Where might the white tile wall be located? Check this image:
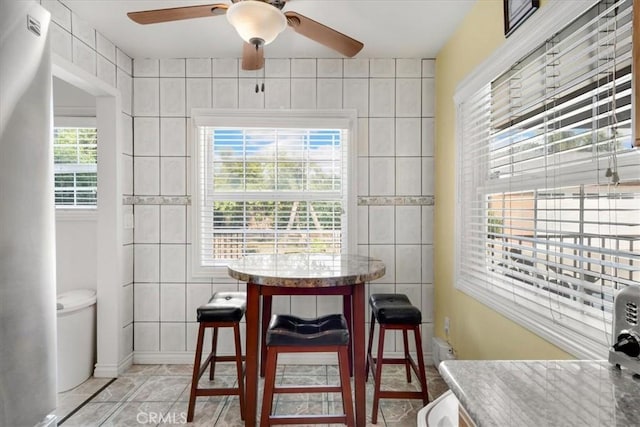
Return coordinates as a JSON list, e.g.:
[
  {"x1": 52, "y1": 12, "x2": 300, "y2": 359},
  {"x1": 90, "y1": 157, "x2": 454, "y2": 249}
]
[
  {"x1": 133, "y1": 118, "x2": 159, "y2": 156},
  {"x1": 186, "y1": 79, "x2": 212, "y2": 111},
  {"x1": 160, "y1": 284, "x2": 186, "y2": 321},
  {"x1": 71, "y1": 12, "x2": 95, "y2": 48},
  {"x1": 160, "y1": 59, "x2": 185, "y2": 77},
  {"x1": 292, "y1": 58, "x2": 316, "y2": 77},
  {"x1": 291, "y1": 79, "x2": 316, "y2": 109},
  {"x1": 134, "y1": 283, "x2": 160, "y2": 321},
  {"x1": 97, "y1": 55, "x2": 116, "y2": 87},
  {"x1": 134, "y1": 245, "x2": 159, "y2": 283},
  {"x1": 317, "y1": 59, "x2": 342, "y2": 77},
  {"x1": 133, "y1": 157, "x2": 160, "y2": 195},
  {"x1": 134, "y1": 323, "x2": 159, "y2": 351},
  {"x1": 161, "y1": 323, "x2": 186, "y2": 351},
  {"x1": 44, "y1": 0, "x2": 441, "y2": 361},
  {"x1": 96, "y1": 32, "x2": 116, "y2": 63},
  {"x1": 369, "y1": 79, "x2": 395, "y2": 117},
  {"x1": 396, "y1": 157, "x2": 422, "y2": 195},
  {"x1": 160, "y1": 206, "x2": 186, "y2": 244},
  {"x1": 160, "y1": 157, "x2": 186, "y2": 196},
  {"x1": 160, "y1": 244, "x2": 186, "y2": 283},
  {"x1": 160, "y1": 118, "x2": 186, "y2": 156},
  {"x1": 264, "y1": 79, "x2": 291, "y2": 109},
  {"x1": 43, "y1": 0, "x2": 71, "y2": 30},
  {"x1": 317, "y1": 79, "x2": 343, "y2": 109},
  {"x1": 160, "y1": 79, "x2": 186, "y2": 116},
  {"x1": 72, "y1": 37, "x2": 96, "y2": 75},
  {"x1": 369, "y1": 118, "x2": 395, "y2": 157},
  {"x1": 186, "y1": 59, "x2": 211, "y2": 78},
  {"x1": 133, "y1": 78, "x2": 160, "y2": 116},
  {"x1": 49, "y1": 22, "x2": 72, "y2": 61},
  {"x1": 395, "y1": 206, "x2": 421, "y2": 244},
  {"x1": 369, "y1": 157, "x2": 395, "y2": 195},
  {"x1": 127, "y1": 57, "x2": 436, "y2": 357},
  {"x1": 133, "y1": 205, "x2": 159, "y2": 244}
]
